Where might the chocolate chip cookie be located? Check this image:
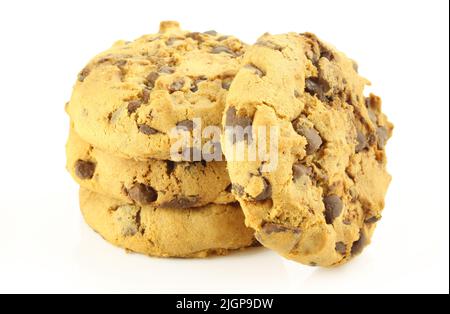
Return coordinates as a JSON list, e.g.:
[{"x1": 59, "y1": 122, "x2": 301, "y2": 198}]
[
  {"x1": 67, "y1": 21, "x2": 246, "y2": 160},
  {"x1": 223, "y1": 33, "x2": 393, "y2": 266},
  {"x1": 67, "y1": 126, "x2": 234, "y2": 208},
  {"x1": 79, "y1": 188, "x2": 255, "y2": 257}
]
